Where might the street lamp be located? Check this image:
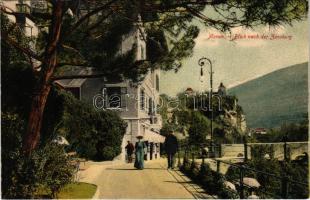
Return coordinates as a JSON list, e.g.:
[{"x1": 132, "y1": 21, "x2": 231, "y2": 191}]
[{"x1": 198, "y1": 57, "x2": 214, "y2": 156}]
